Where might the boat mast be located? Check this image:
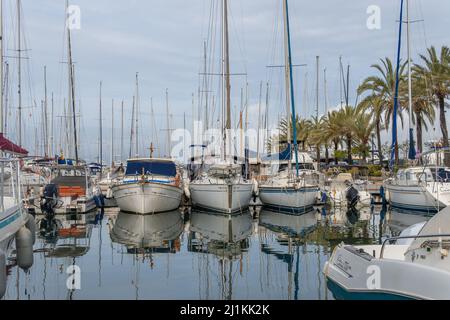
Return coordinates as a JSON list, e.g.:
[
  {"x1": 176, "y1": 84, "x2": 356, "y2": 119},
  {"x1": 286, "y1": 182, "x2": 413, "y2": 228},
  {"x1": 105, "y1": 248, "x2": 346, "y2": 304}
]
[
  {"x1": 44, "y1": 66, "x2": 49, "y2": 157},
  {"x1": 67, "y1": 0, "x2": 78, "y2": 163},
  {"x1": 17, "y1": 0, "x2": 22, "y2": 146},
  {"x1": 406, "y1": 0, "x2": 416, "y2": 159},
  {"x1": 111, "y1": 99, "x2": 114, "y2": 166},
  {"x1": 120, "y1": 100, "x2": 124, "y2": 162},
  {"x1": 129, "y1": 95, "x2": 135, "y2": 159},
  {"x1": 99, "y1": 81, "x2": 103, "y2": 170},
  {"x1": 223, "y1": 0, "x2": 231, "y2": 161},
  {"x1": 315, "y1": 56, "x2": 319, "y2": 119},
  {"x1": 135, "y1": 72, "x2": 139, "y2": 157},
  {"x1": 283, "y1": 0, "x2": 300, "y2": 177},
  {"x1": 0, "y1": 0, "x2": 3, "y2": 137}
]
